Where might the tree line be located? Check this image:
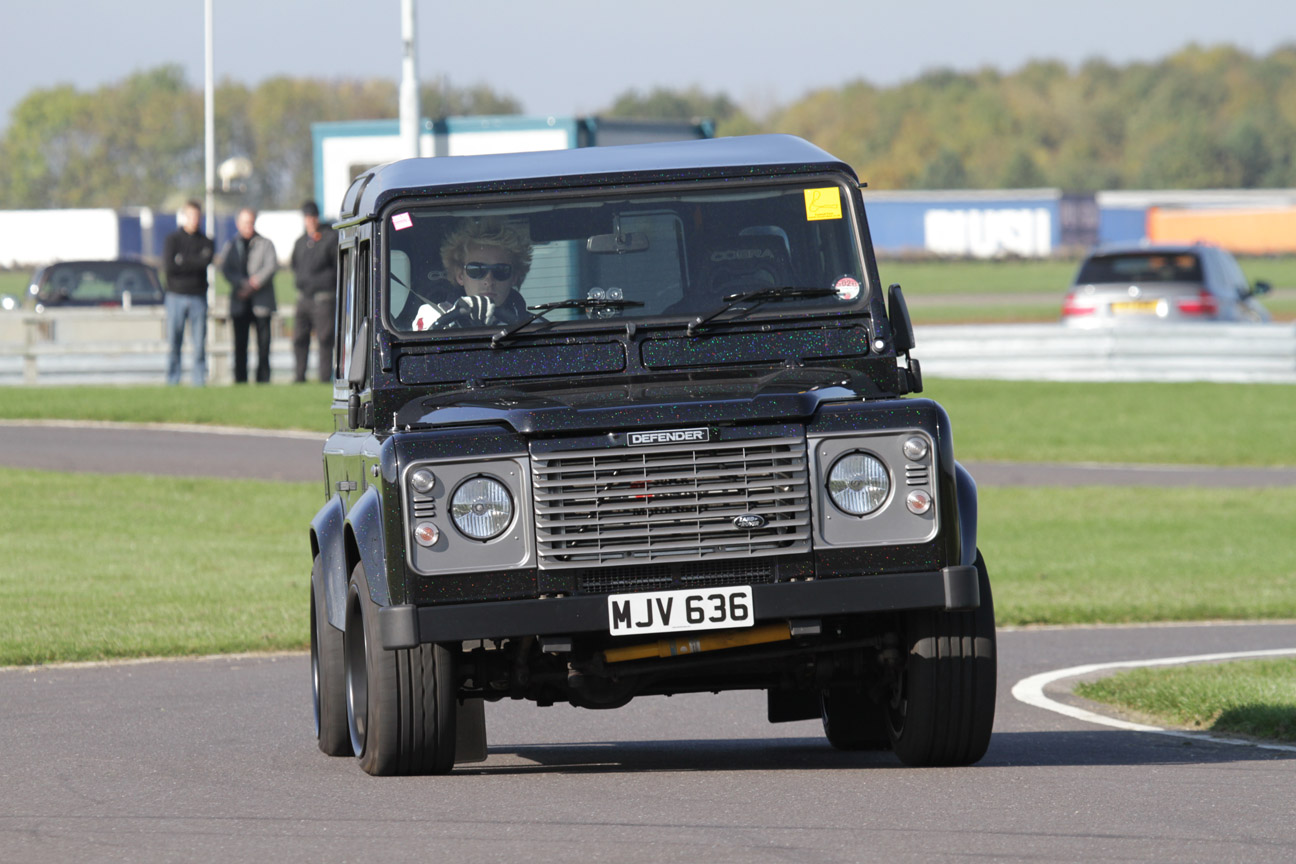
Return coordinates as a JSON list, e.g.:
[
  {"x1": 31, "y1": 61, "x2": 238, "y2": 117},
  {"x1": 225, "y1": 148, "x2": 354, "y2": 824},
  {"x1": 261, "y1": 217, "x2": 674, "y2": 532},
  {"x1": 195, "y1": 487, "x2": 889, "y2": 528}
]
[{"x1": 2, "y1": 43, "x2": 1294, "y2": 211}]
